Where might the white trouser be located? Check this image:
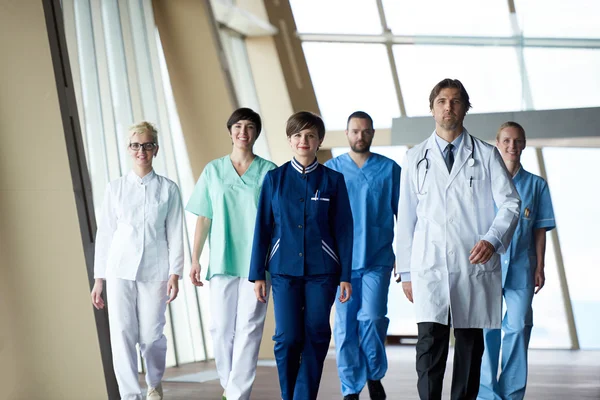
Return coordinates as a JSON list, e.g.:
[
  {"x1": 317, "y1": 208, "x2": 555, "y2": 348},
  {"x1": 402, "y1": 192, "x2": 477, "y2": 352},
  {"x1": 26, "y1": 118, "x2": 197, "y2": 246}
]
[
  {"x1": 107, "y1": 279, "x2": 168, "y2": 400},
  {"x1": 209, "y1": 275, "x2": 270, "y2": 400}
]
